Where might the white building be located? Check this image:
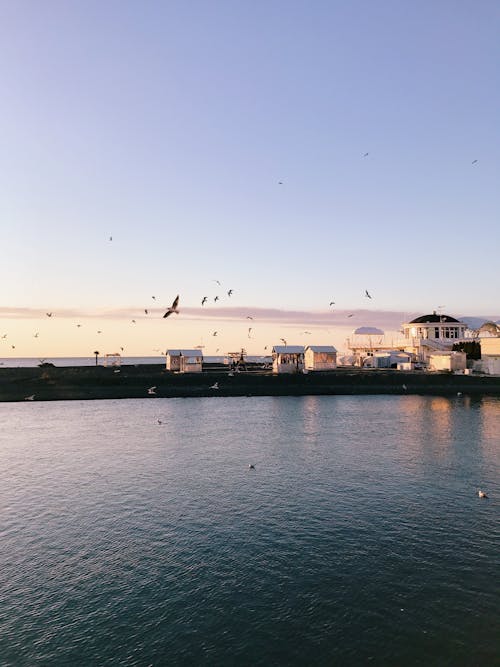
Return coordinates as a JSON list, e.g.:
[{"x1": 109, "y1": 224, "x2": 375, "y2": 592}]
[
  {"x1": 478, "y1": 337, "x2": 500, "y2": 375},
  {"x1": 366, "y1": 350, "x2": 412, "y2": 369},
  {"x1": 428, "y1": 351, "x2": 467, "y2": 372},
  {"x1": 304, "y1": 345, "x2": 337, "y2": 371},
  {"x1": 272, "y1": 346, "x2": 305, "y2": 374},
  {"x1": 166, "y1": 349, "x2": 203, "y2": 373},
  {"x1": 103, "y1": 353, "x2": 121, "y2": 367},
  {"x1": 402, "y1": 312, "x2": 468, "y2": 362}
]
